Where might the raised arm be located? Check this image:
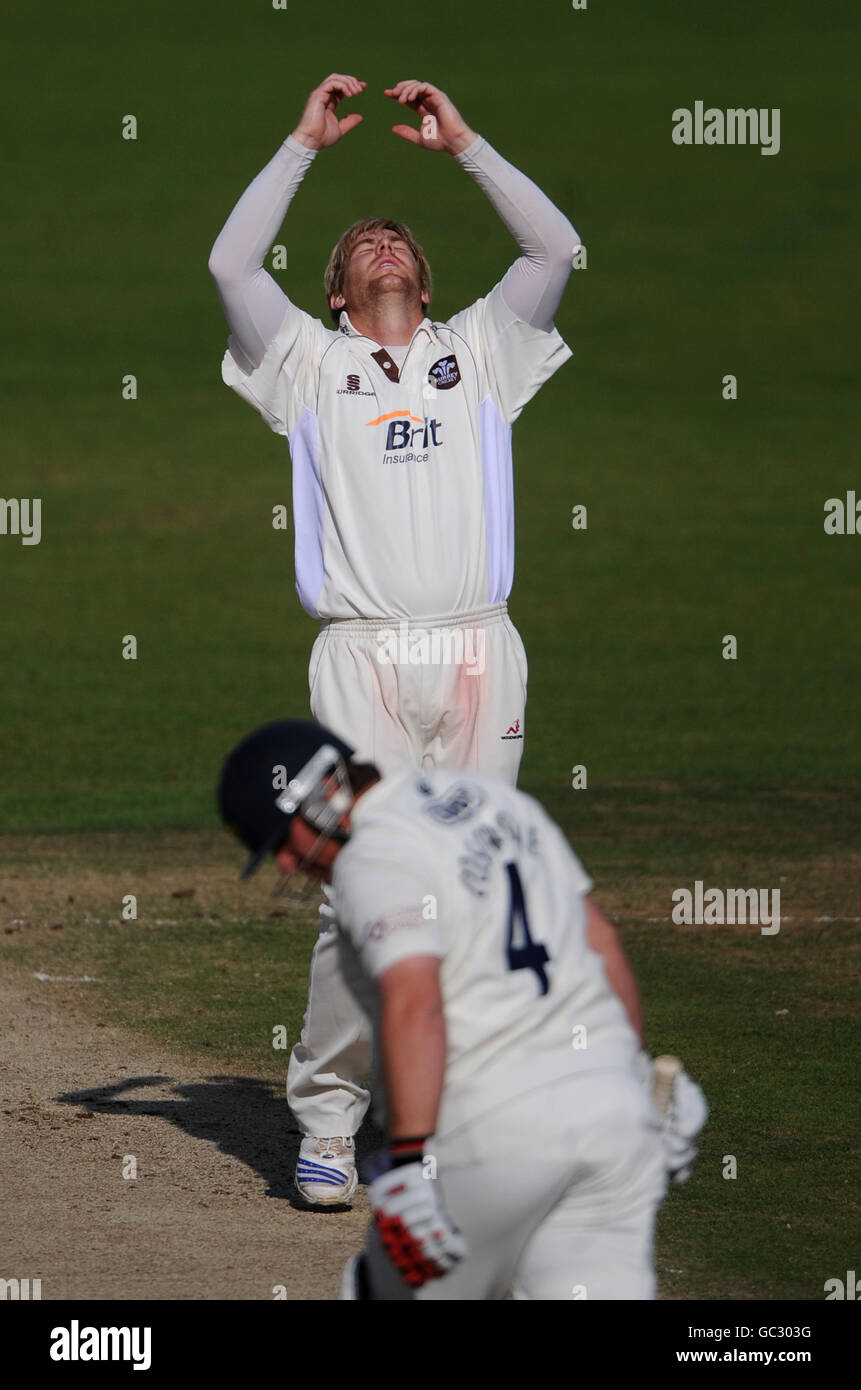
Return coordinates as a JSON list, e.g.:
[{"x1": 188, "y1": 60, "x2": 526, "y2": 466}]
[
  {"x1": 386, "y1": 79, "x2": 579, "y2": 330},
  {"x1": 208, "y1": 74, "x2": 365, "y2": 372},
  {"x1": 208, "y1": 138, "x2": 314, "y2": 371},
  {"x1": 455, "y1": 137, "x2": 579, "y2": 331}
]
